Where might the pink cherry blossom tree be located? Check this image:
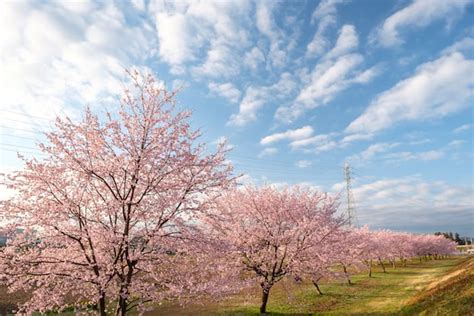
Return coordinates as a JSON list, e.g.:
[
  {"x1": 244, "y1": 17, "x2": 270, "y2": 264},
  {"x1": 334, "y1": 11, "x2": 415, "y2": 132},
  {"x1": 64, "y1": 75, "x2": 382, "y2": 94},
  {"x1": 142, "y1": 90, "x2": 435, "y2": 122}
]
[
  {"x1": 206, "y1": 186, "x2": 343, "y2": 313},
  {"x1": 370, "y1": 230, "x2": 396, "y2": 273},
  {"x1": 334, "y1": 227, "x2": 372, "y2": 282},
  {"x1": 294, "y1": 229, "x2": 346, "y2": 295},
  {"x1": 0, "y1": 71, "x2": 234, "y2": 315}
]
